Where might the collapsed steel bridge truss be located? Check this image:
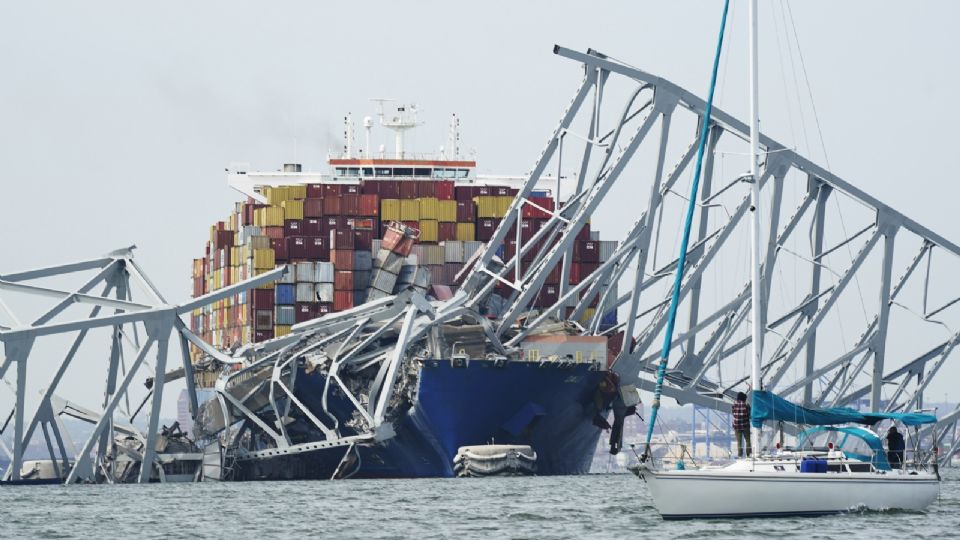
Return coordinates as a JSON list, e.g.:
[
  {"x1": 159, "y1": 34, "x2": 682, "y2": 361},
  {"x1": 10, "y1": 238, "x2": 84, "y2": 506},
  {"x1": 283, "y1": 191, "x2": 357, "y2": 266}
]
[
  {"x1": 0, "y1": 247, "x2": 284, "y2": 483},
  {"x1": 4, "y1": 46, "x2": 960, "y2": 479}
]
